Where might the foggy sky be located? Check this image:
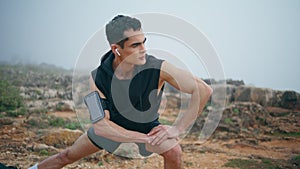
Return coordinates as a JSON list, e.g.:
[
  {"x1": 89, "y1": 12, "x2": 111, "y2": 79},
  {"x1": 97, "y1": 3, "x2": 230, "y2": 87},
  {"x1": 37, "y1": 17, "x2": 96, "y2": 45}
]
[{"x1": 0, "y1": 0, "x2": 299, "y2": 92}]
